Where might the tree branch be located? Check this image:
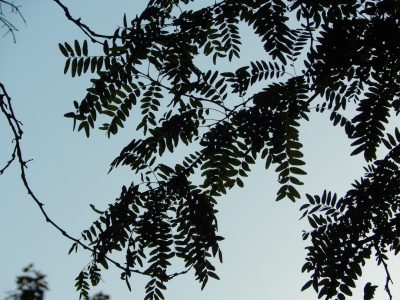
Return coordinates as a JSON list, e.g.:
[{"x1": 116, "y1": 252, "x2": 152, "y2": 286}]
[
  {"x1": 51, "y1": 0, "x2": 112, "y2": 43},
  {"x1": 0, "y1": 0, "x2": 26, "y2": 42},
  {"x1": 0, "y1": 145, "x2": 16, "y2": 175},
  {"x1": 0, "y1": 82, "x2": 190, "y2": 280}
]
